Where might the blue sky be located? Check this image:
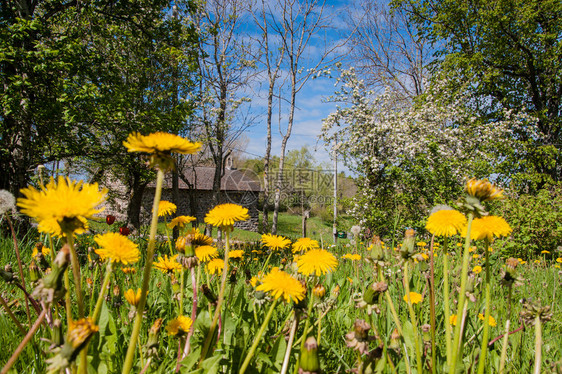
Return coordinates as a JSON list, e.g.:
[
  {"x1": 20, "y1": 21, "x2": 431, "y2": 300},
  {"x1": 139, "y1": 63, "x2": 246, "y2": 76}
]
[{"x1": 232, "y1": 0, "x2": 351, "y2": 174}]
